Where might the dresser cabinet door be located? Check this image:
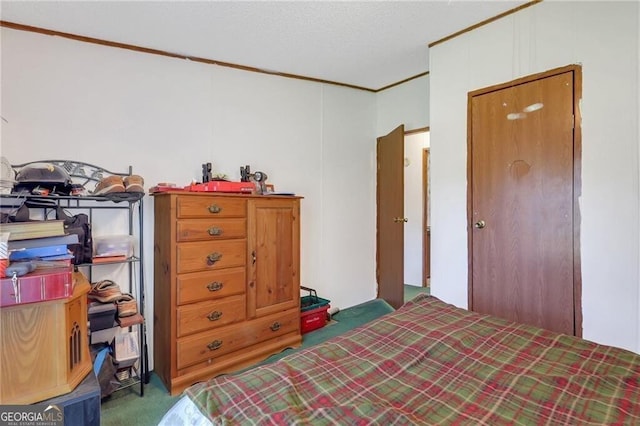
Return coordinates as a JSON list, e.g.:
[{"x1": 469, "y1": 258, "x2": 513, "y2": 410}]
[{"x1": 247, "y1": 198, "x2": 300, "y2": 318}]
